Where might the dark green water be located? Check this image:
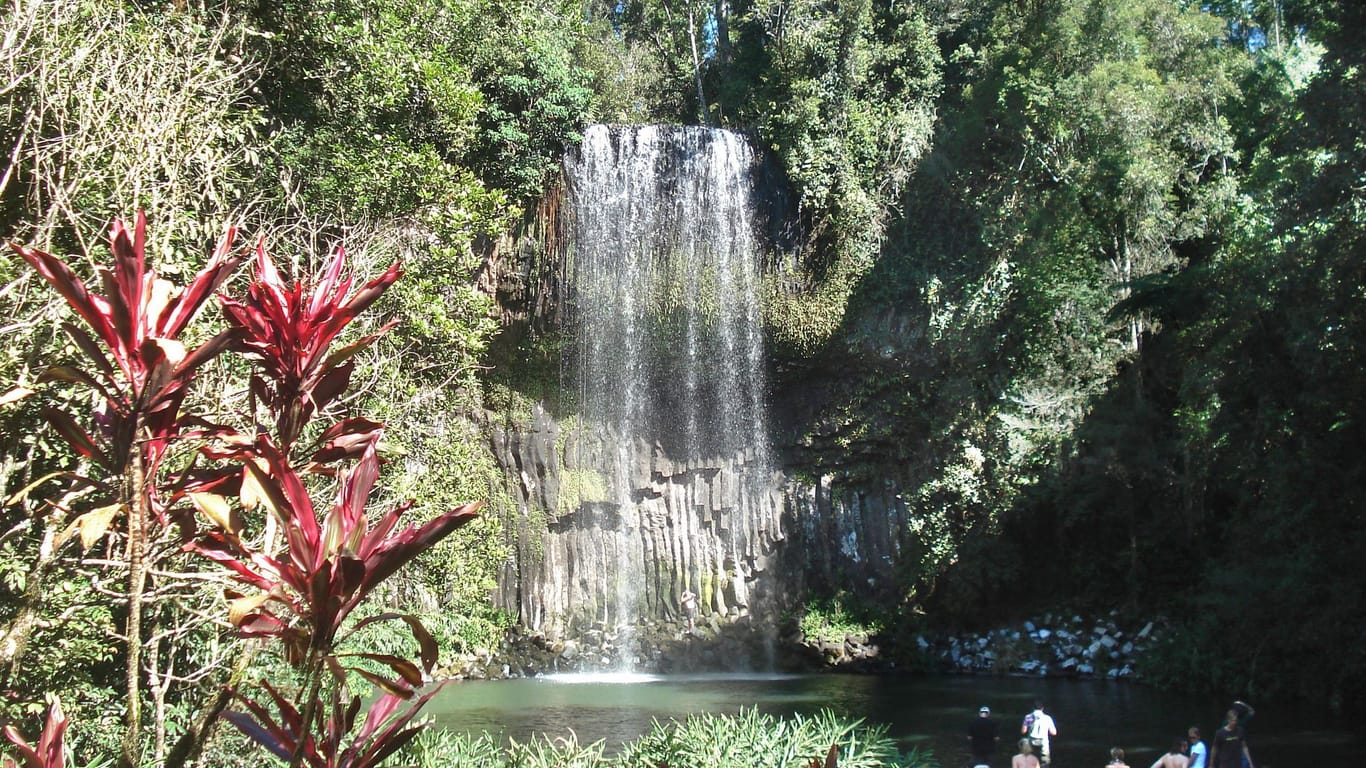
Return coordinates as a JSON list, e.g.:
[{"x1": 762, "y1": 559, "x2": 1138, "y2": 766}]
[{"x1": 424, "y1": 673, "x2": 1358, "y2": 767}]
